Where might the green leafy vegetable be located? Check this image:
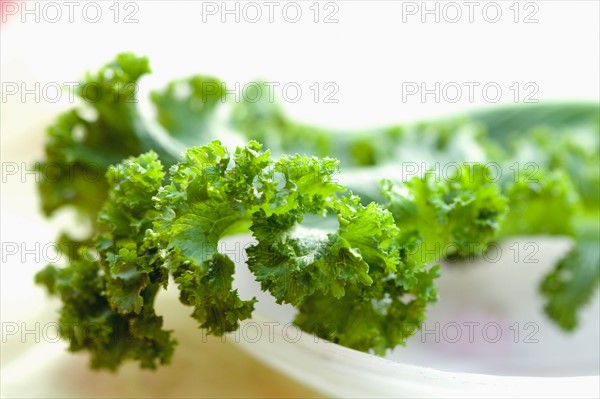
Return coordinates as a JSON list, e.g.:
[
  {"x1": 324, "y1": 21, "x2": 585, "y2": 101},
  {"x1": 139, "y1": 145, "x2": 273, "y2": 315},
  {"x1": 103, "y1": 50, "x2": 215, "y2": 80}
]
[
  {"x1": 151, "y1": 75, "x2": 227, "y2": 146},
  {"x1": 540, "y1": 225, "x2": 600, "y2": 330},
  {"x1": 234, "y1": 89, "x2": 600, "y2": 329},
  {"x1": 36, "y1": 152, "x2": 176, "y2": 369},
  {"x1": 383, "y1": 164, "x2": 508, "y2": 261},
  {"x1": 35, "y1": 53, "x2": 599, "y2": 370}
]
